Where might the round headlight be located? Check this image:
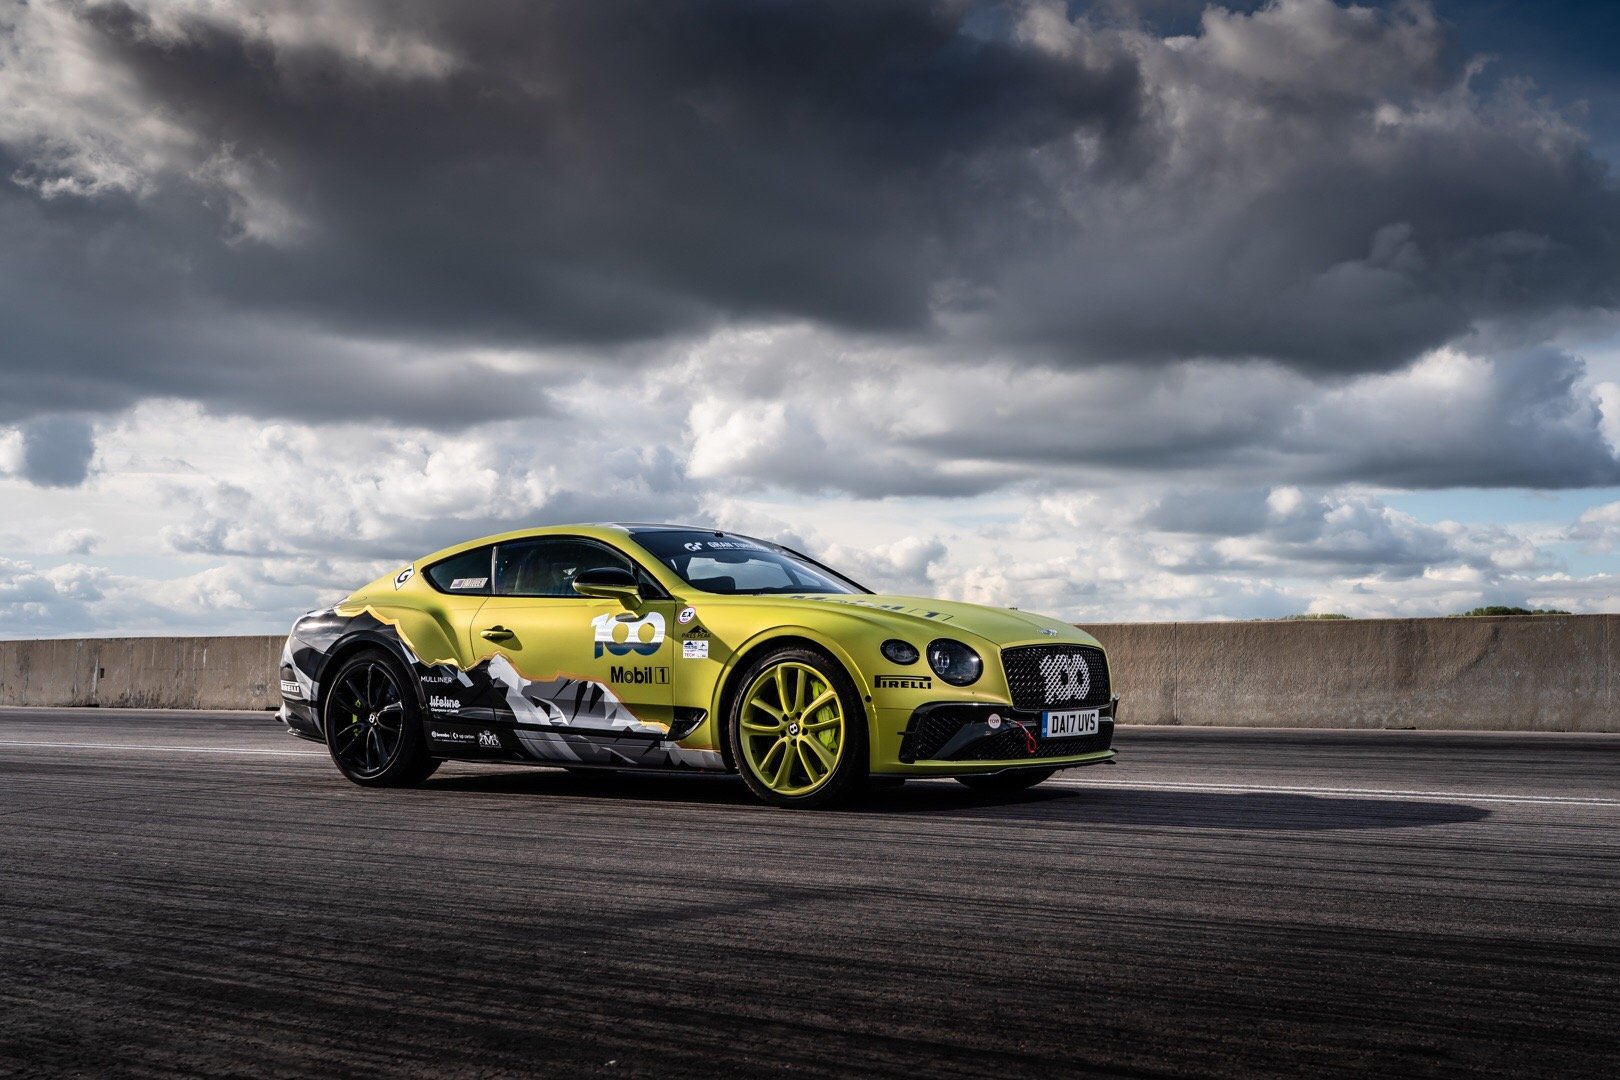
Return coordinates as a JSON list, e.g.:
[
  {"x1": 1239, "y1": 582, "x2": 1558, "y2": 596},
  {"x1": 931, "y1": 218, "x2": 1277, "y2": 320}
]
[
  {"x1": 880, "y1": 639, "x2": 920, "y2": 665},
  {"x1": 926, "y1": 639, "x2": 982, "y2": 686}
]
